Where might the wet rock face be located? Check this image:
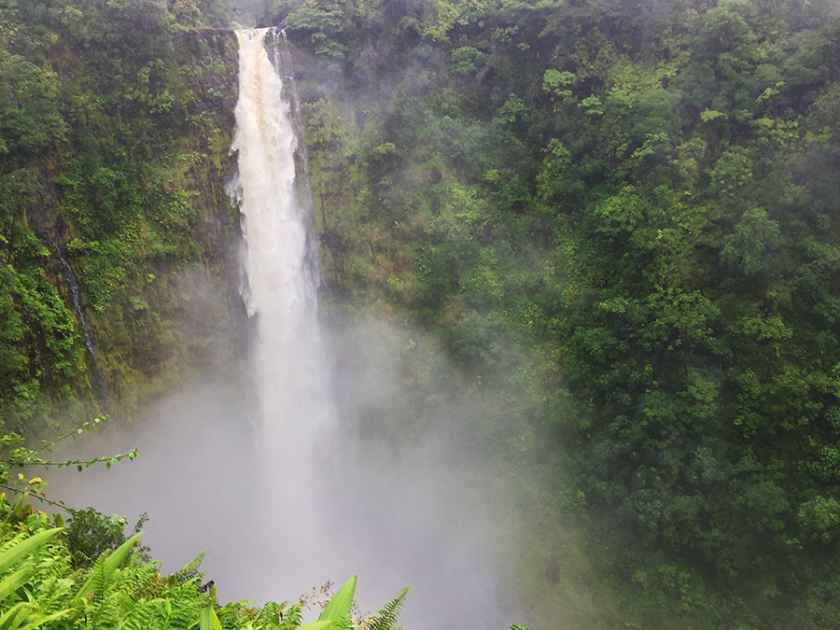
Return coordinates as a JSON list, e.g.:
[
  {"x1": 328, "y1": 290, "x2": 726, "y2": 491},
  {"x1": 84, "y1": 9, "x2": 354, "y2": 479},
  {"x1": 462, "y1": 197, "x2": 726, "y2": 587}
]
[{"x1": 0, "y1": 9, "x2": 245, "y2": 432}]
